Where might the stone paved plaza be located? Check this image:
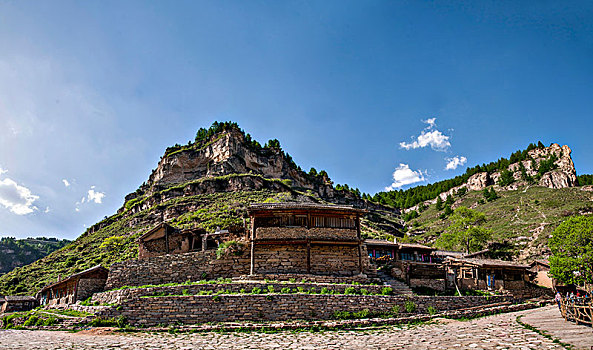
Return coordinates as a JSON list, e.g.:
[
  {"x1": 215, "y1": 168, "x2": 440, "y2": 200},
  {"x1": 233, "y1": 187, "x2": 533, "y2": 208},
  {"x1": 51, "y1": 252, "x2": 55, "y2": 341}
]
[{"x1": 0, "y1": 306, "x2": 590, "y2": 349}]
